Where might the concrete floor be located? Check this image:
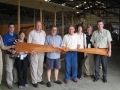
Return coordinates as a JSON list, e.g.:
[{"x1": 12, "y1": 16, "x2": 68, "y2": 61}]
[{"x1": 0, "y1": 48, "x2": 120, "y2": 90}]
